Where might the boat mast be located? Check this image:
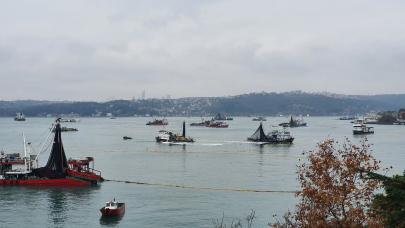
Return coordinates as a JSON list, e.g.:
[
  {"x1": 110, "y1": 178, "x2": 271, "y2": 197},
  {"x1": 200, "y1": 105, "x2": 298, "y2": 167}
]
[
  {"x1": 27, "y1": 143, "x2": 32, "y2": 170},
  {"x1": 23, "y1": 132, "x2": 27, "y2": 170},
  {"x1": 259, "y1": 122, "x2": 266, "y2": 141},
  {"x1": 182, "y1": 121, "x2": 186, "y2": 137}
]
